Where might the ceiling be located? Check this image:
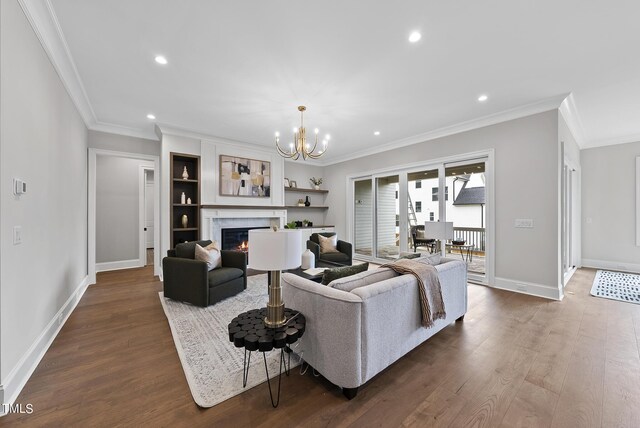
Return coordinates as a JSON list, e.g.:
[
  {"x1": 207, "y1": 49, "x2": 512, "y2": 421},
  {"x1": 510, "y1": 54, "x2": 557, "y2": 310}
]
[{"x1": 39, "y1": 0, "x2": 640, "y2": 162}]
